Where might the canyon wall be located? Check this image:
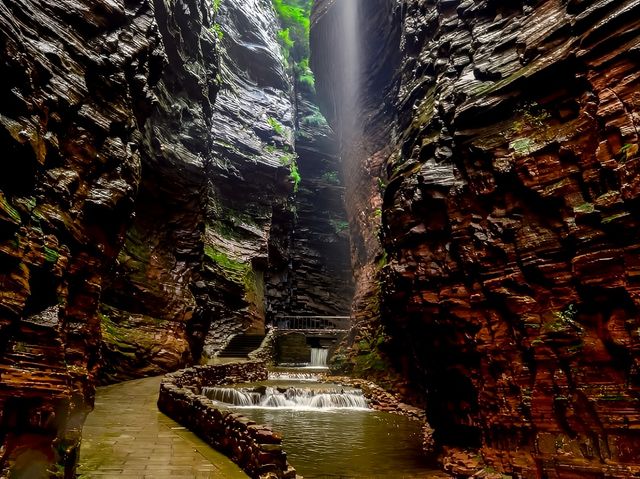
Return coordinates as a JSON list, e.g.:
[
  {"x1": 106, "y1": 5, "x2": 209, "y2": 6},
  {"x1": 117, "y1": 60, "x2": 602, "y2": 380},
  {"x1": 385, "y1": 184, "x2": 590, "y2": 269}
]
[
  {"x1": 201, "y1": 0, "x2": 353, "y2": 356},
  {"x1": 266, "y1": 74, "x2": 354, "y2": 319},
  {"x1": 97, "y1": 0, "x2": 218, "y2": 383},
  {"x1": 200, "y1": 0, "x2": 295, "y2": 356},
  {"x1": 97, "y1": 0, "x2": 354, "y2": 373},
  {"x1": 0, "y1": 0, "x2": 176, "y2": 474},
  {"x1": 311, "y1": 0, "x2": 403, "y2": 383},
  {"x1": 313, "y1": 0, "x2": 640, "y2": 476},
  {"x1": 0, "y1": 0, "x2": 352, "y2": 473}
]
